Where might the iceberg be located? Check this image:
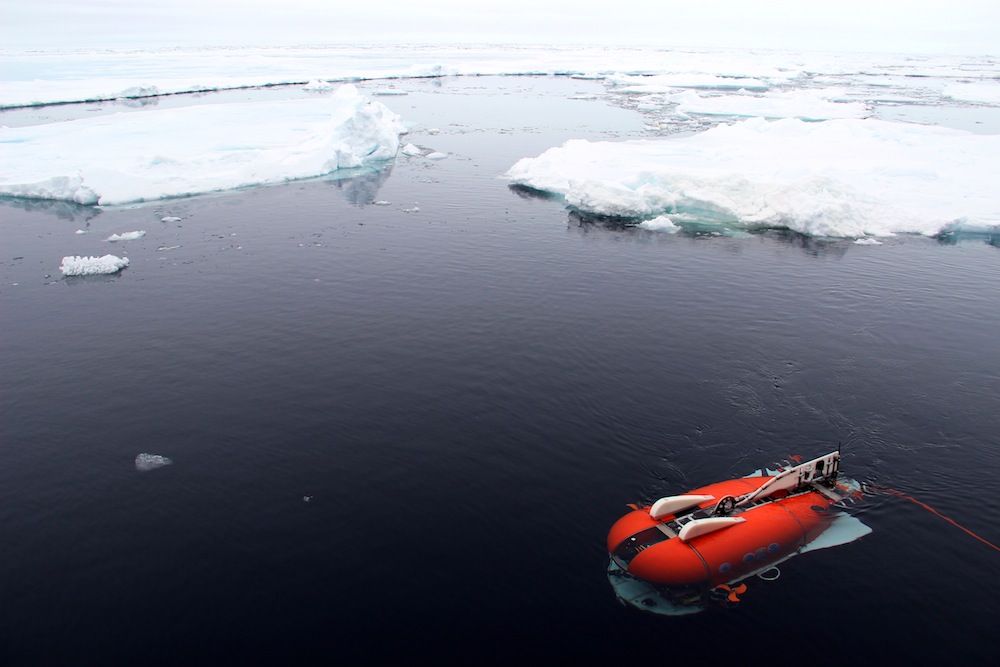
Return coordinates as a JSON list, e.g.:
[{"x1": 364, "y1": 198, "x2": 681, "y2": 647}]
[
  {"x1": 60, "y1": 254, "x2": 130, "y2": 276},
  {"x1": 0, "y1": 85, "x2": 404, "y2": 205},
  {"x1": 505, "y1": 118, "x2": 1000, "y2": 238}
]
